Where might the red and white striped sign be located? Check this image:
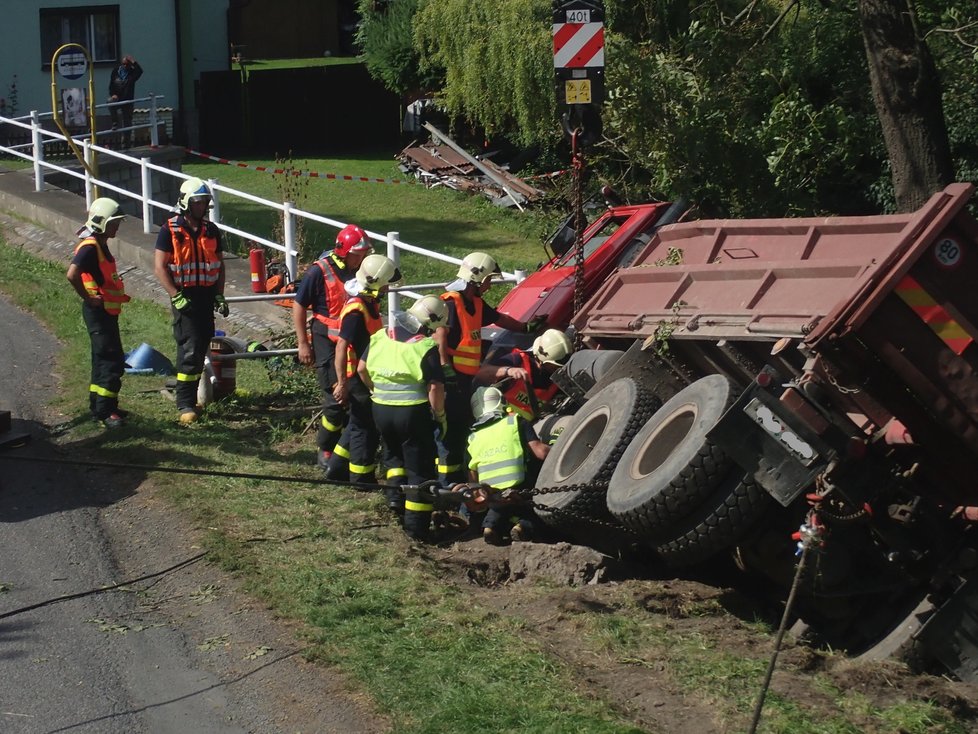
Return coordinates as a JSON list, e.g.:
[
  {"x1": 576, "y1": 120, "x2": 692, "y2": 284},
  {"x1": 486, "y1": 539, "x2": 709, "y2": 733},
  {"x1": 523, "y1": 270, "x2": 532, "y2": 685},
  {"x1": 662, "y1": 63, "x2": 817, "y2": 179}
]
[{"x1": 552, "y1": 22, "x2": 605, "y2": 69}]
